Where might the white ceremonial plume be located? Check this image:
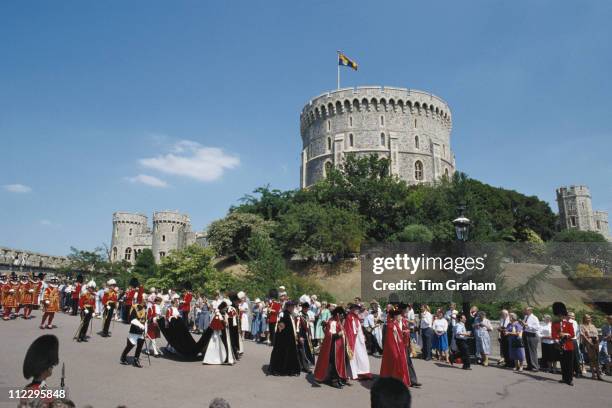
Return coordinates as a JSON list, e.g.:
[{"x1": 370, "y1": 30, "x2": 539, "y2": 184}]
[
  {"x1": 107, "y1": 279, "x2": 116, "y2": 285},
  {"x1": 237, "y1": 291, "x2": 245, "y2": 299},
  {"x1": 299, "y1": 294, "x2": 311, "y2": 304}
]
